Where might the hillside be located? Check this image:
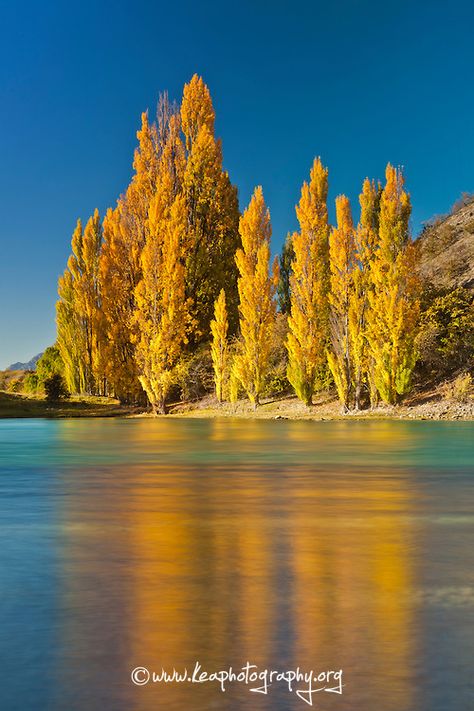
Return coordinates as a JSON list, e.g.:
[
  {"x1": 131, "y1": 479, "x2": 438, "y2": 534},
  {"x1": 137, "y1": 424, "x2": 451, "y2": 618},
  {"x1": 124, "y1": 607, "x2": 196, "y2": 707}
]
[{"x1": 416, "y1": 196, "x2": 474, "y2": 291}]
